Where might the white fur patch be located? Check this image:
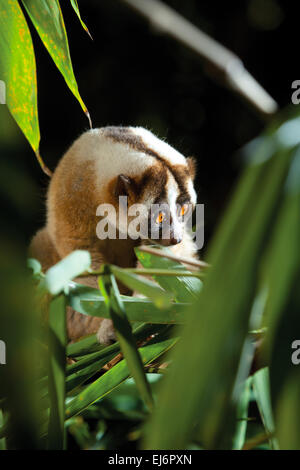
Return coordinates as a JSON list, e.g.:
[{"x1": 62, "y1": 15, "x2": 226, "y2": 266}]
[
  {"x1": 66, "y1": 127, "x2": 196, "y2": 205},
  {"x1": 68, "y1": 129, "x2": 155, "y2": 189},
  {"x1": 130, "y1": 127, "x2": 186, "y2": 166}
]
